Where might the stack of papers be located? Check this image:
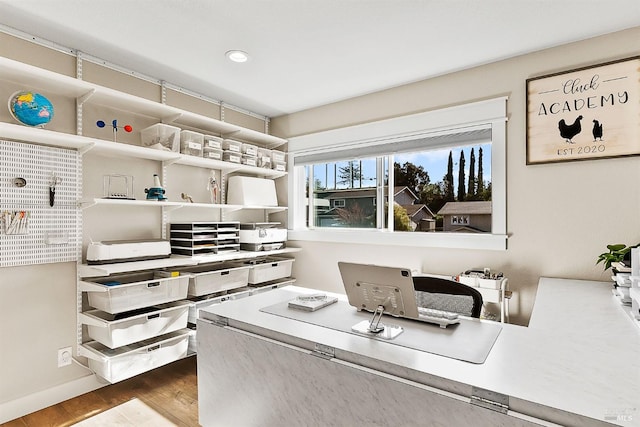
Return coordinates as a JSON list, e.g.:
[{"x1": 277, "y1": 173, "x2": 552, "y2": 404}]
[{"x1": 288, "y1": 294, "x2": 338, "y2": 312}]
